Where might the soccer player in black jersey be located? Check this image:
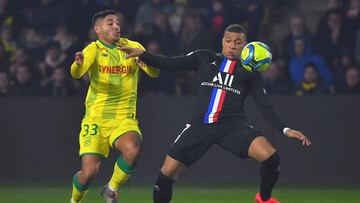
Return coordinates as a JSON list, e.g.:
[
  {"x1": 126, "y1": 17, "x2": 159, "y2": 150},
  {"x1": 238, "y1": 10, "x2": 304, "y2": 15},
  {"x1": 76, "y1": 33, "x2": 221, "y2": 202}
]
[{"x1": 120, "y1": 24, "x2": 311, "y2": 203}]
